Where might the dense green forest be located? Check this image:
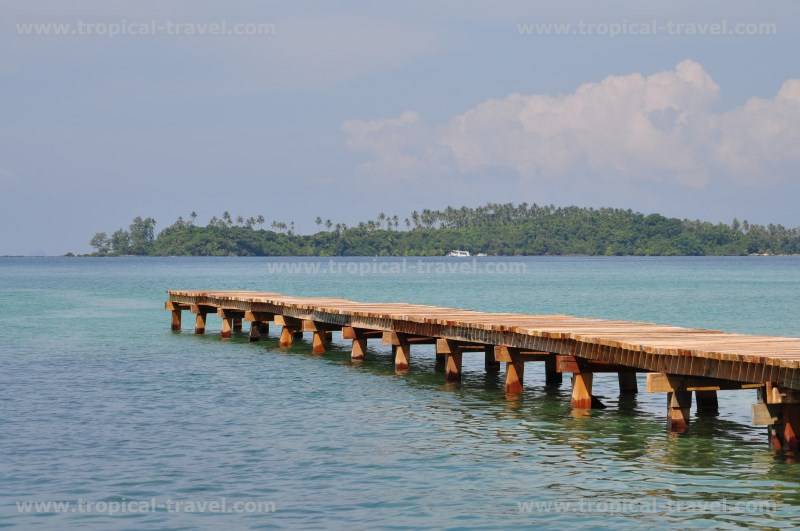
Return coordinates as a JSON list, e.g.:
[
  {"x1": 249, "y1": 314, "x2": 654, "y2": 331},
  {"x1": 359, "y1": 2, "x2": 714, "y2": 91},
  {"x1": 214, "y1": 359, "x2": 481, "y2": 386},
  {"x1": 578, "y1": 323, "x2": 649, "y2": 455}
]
[{"x1": 86, "y1": 203, "x2": 800, "y2": 256}]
